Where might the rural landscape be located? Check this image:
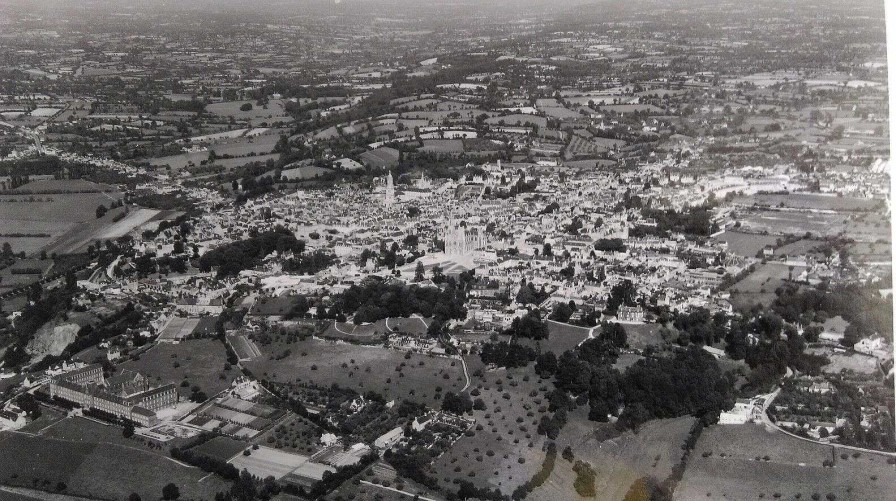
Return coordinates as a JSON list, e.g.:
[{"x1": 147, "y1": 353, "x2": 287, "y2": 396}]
[{"x1": 0, "y1": 0, "x2": 892, "y2": 500}]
